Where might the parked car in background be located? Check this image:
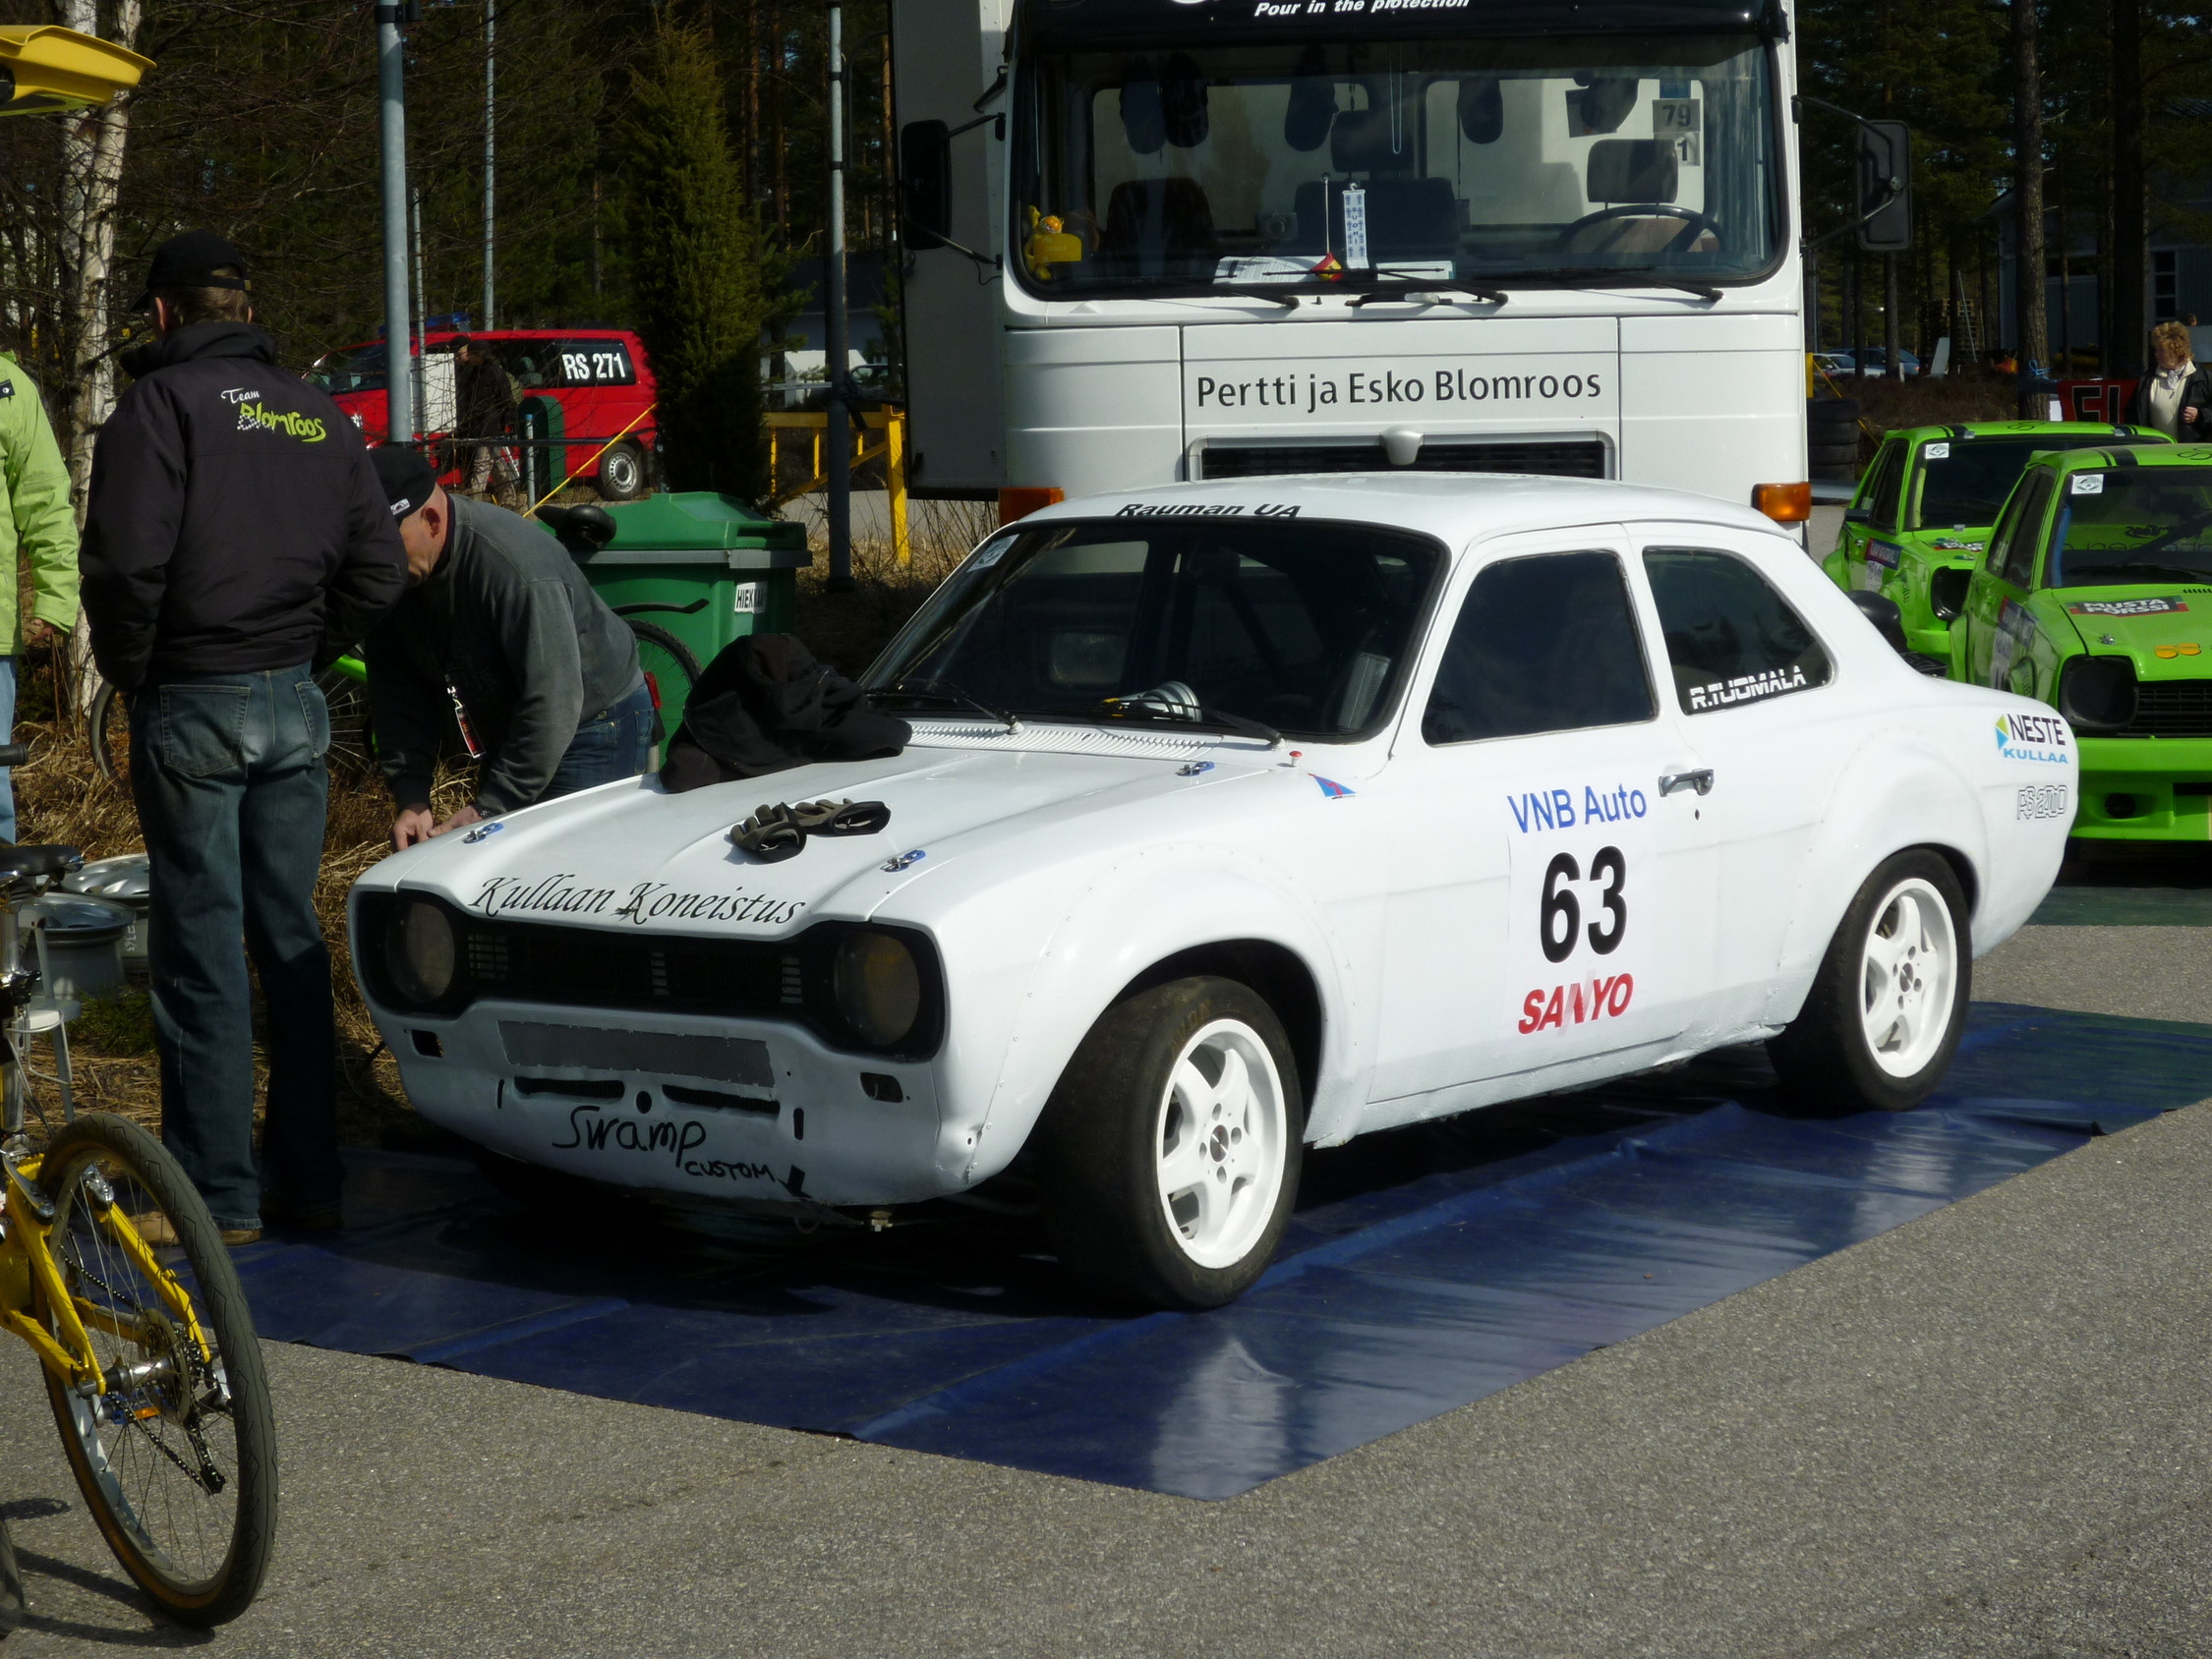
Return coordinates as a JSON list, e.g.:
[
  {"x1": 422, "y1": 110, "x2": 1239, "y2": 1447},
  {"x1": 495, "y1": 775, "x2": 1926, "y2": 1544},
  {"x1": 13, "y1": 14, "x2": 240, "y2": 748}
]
[
  {"x1": 311, "y1": 328, "x2": 659, "y2": 501},
  {"x1": 353, "y1": 474, "x2": 2070, "y2": 1311},
  {"x1": 1951, "y1": 441, "x2": 2212, "y2": 842},
  {"x1": 1826, "y1": 423, "x2": 2169, "y2": 655},
  {"x1": 1841, "y1": 347, "x2": 1923, "y2": 377}
]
